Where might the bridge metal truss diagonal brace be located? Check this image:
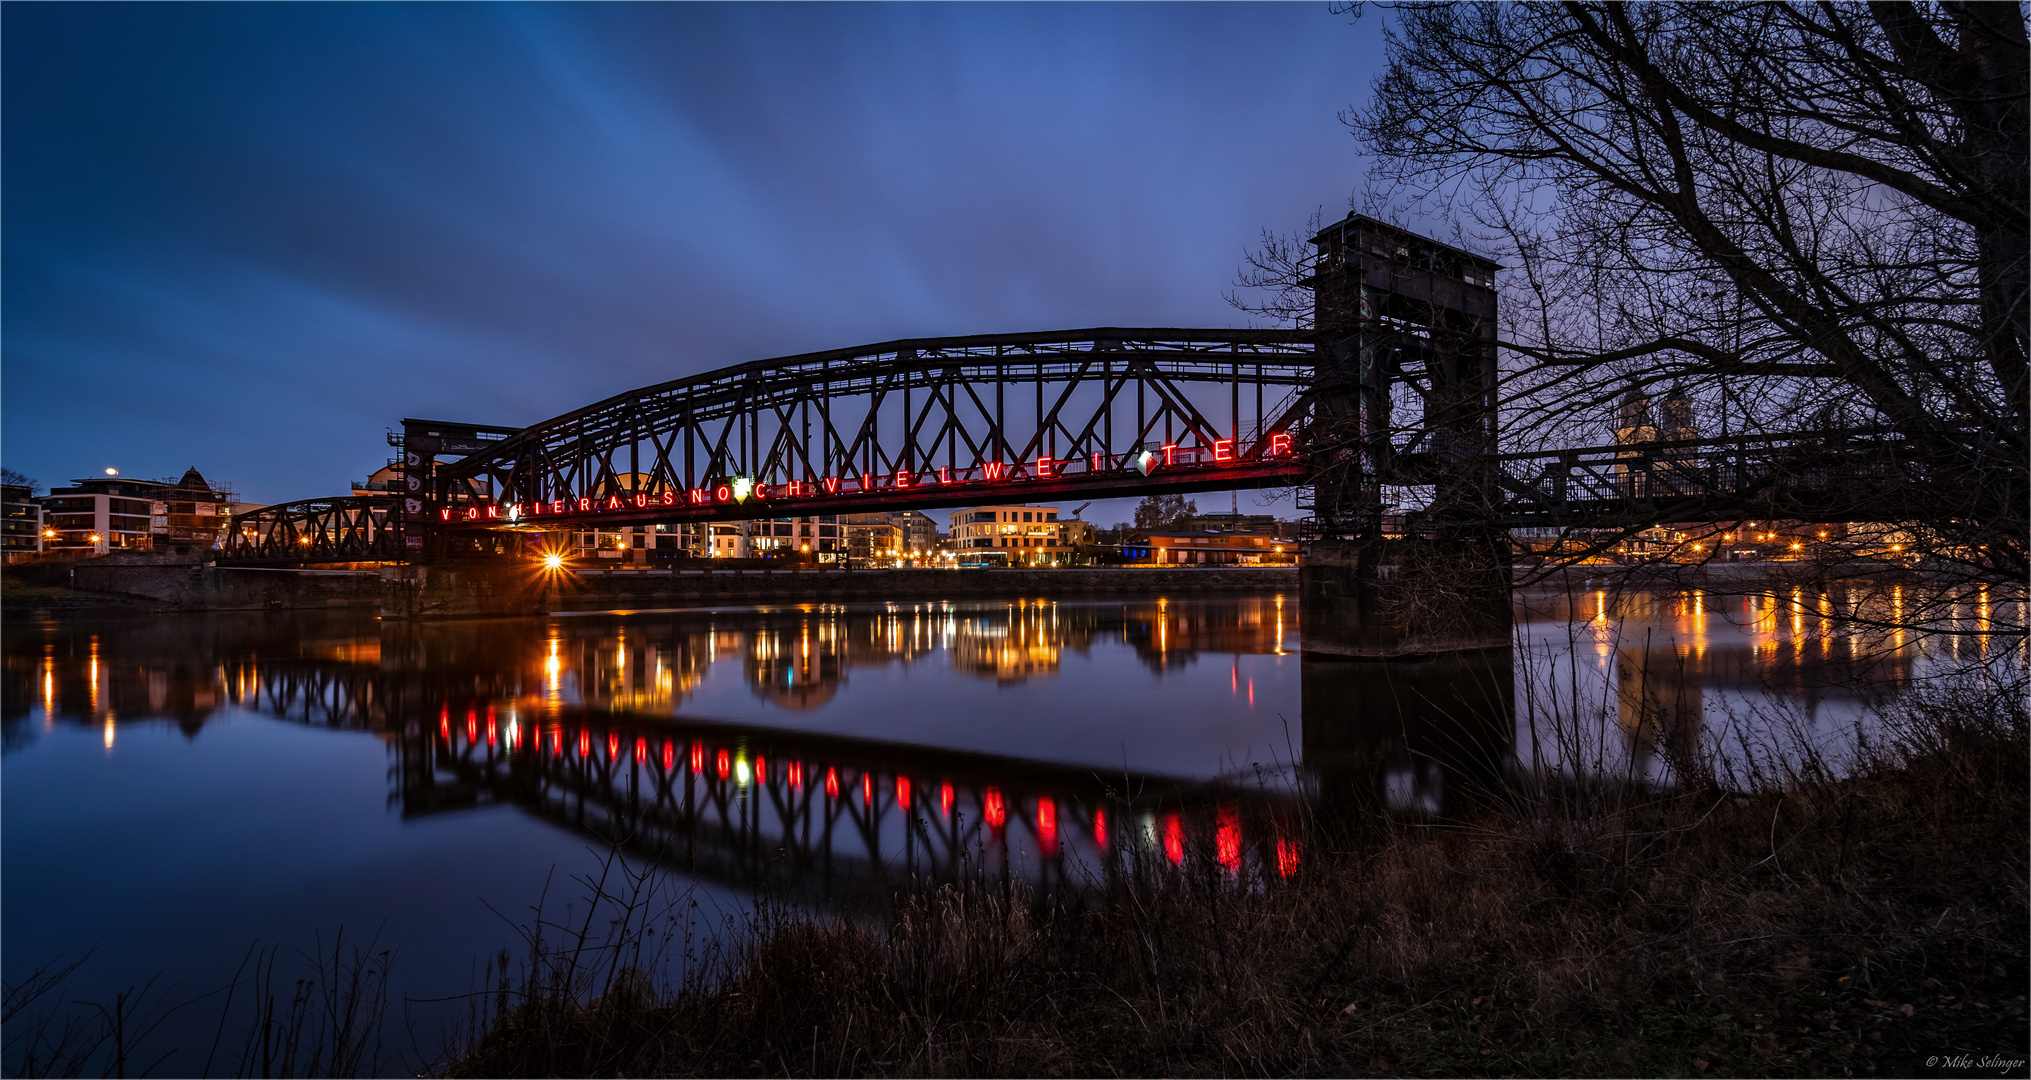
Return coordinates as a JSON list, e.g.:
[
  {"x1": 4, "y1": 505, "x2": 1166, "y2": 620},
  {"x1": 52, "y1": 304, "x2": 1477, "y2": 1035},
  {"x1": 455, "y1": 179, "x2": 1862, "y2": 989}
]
[{"x1": 430, "y1": 328, "x2": 1316, "y2": 524}]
